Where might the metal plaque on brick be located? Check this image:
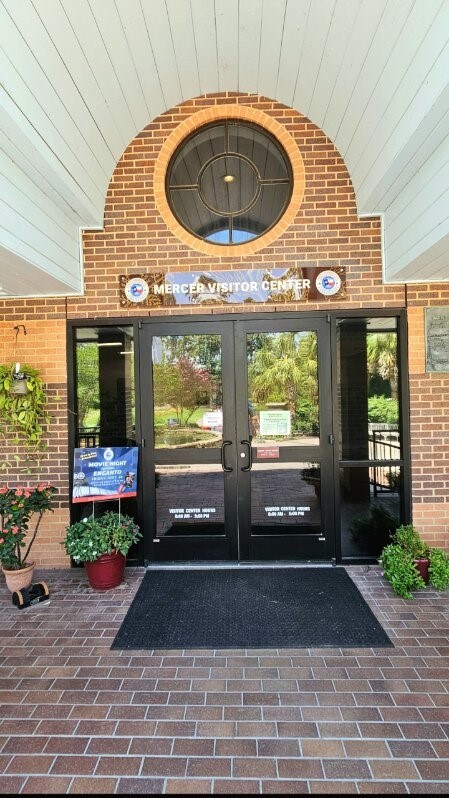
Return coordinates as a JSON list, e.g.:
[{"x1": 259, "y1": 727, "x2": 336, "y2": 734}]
[{"x1": 425, "y1": 307, "x2": 449, "y2": 372}]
